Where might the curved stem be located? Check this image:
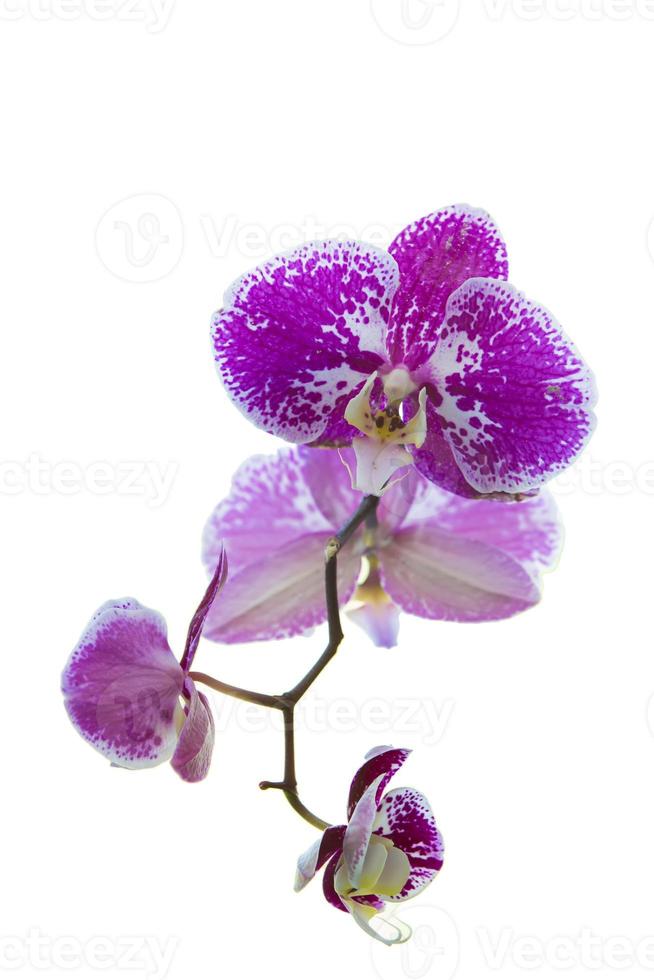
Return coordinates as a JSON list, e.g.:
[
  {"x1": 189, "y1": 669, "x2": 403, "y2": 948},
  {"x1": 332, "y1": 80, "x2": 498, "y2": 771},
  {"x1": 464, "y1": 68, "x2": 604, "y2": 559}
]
[
  {"x1": 281, "y1": 790, "x2": 331, "y2": 832},
  {"x1": 192, "y1": 494, "x2": 380, "y2": 830},
  {"x1": 188, "y1": 671, "x2": 278, "y2": 709}
]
